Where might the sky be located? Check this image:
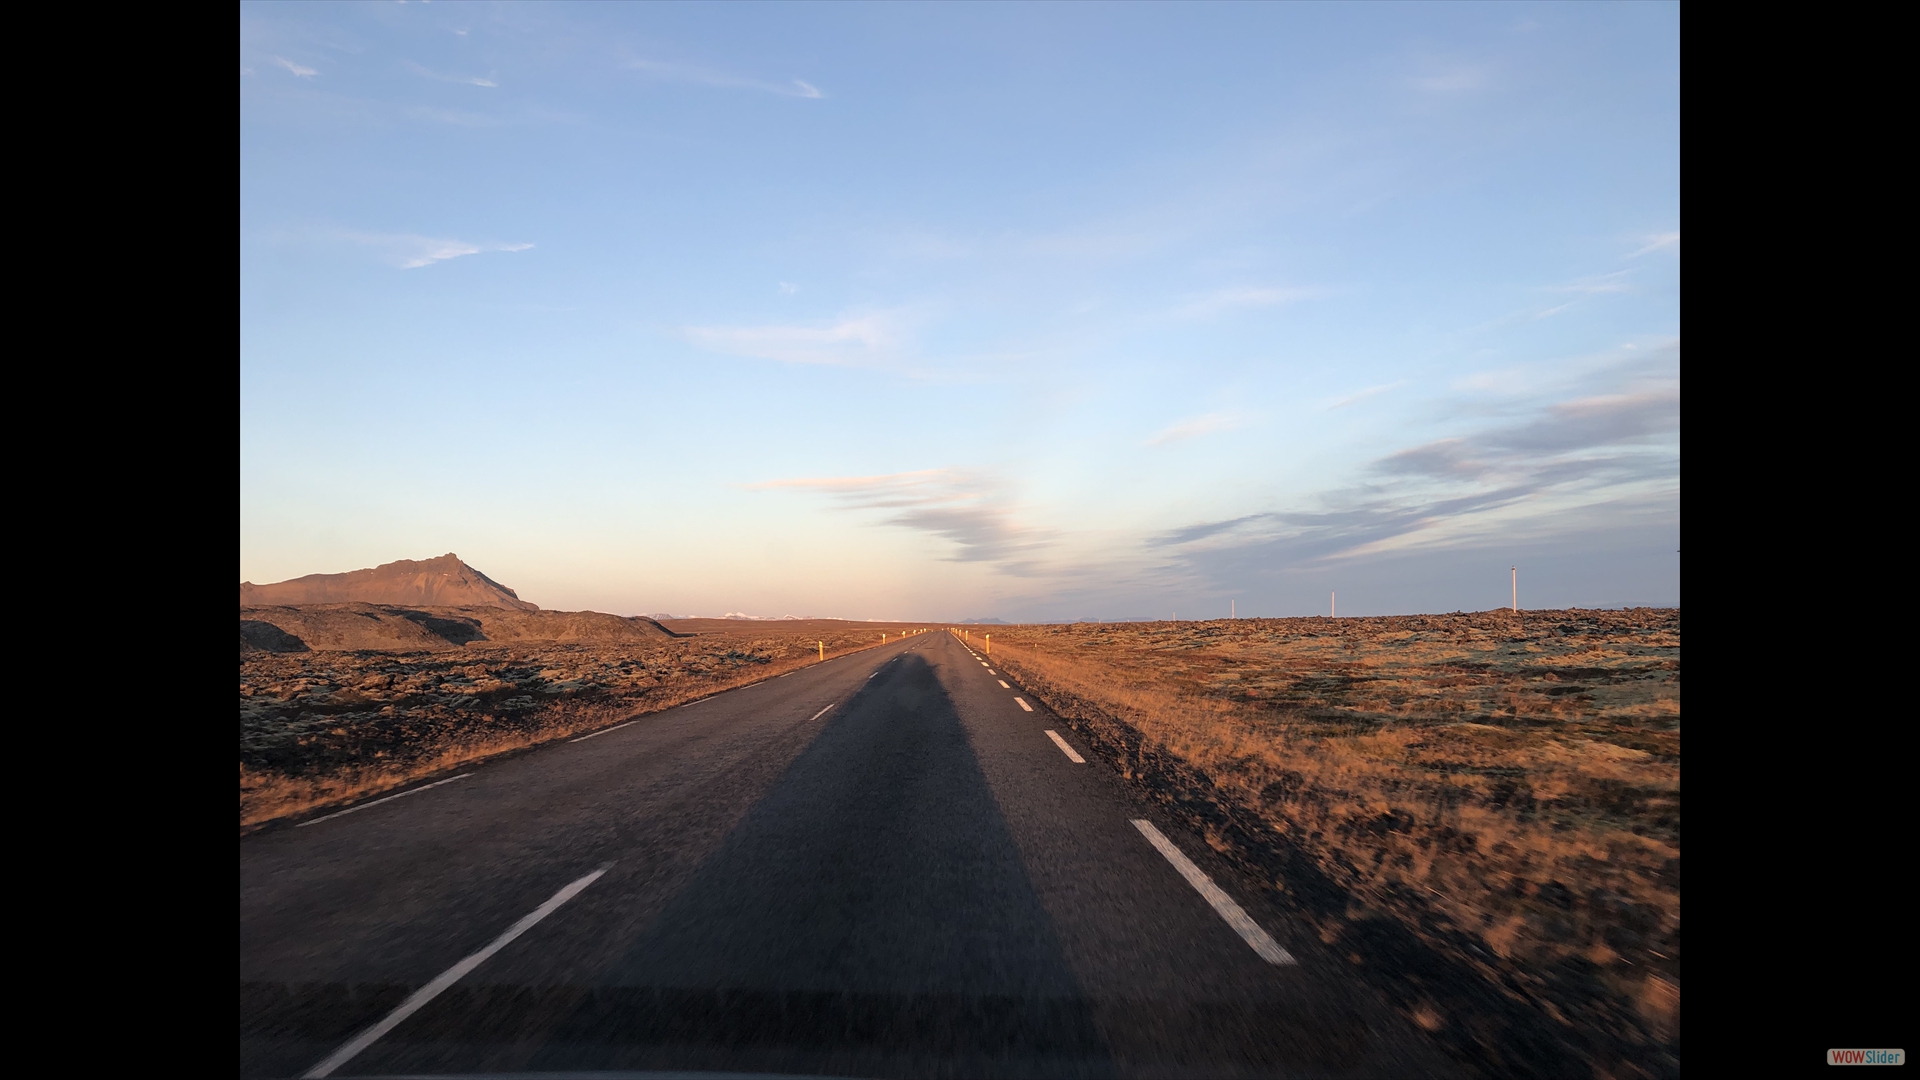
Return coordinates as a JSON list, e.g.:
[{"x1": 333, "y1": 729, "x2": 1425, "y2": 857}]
[{"x1": 240, "y1": 1, "x2": 1679, "y2": 622}]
